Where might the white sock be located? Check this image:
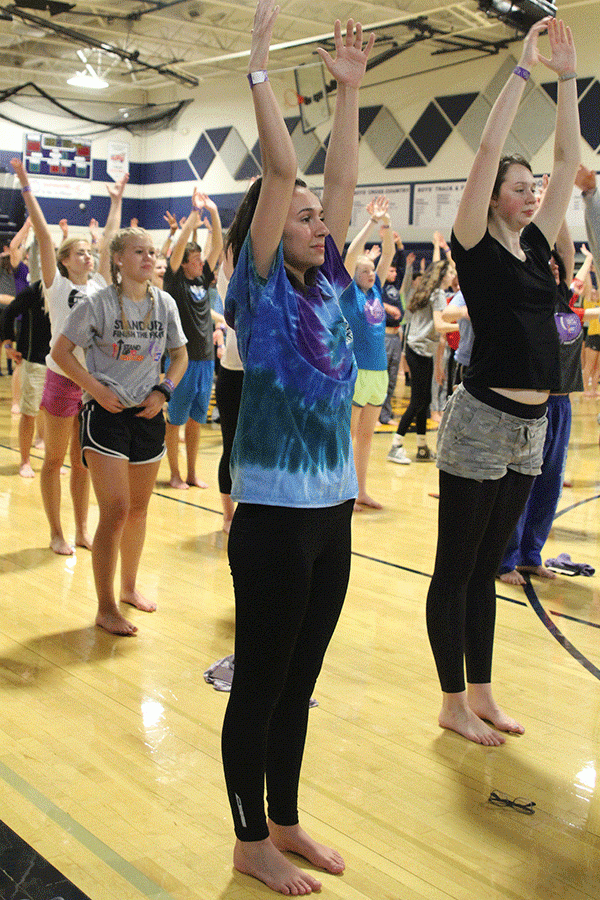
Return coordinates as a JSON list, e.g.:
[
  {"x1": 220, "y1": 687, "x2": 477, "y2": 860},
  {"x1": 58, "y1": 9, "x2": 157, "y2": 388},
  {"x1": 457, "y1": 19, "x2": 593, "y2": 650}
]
[{"x1": 391, "y1": 434, "x2": 403, "y2": 448}]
